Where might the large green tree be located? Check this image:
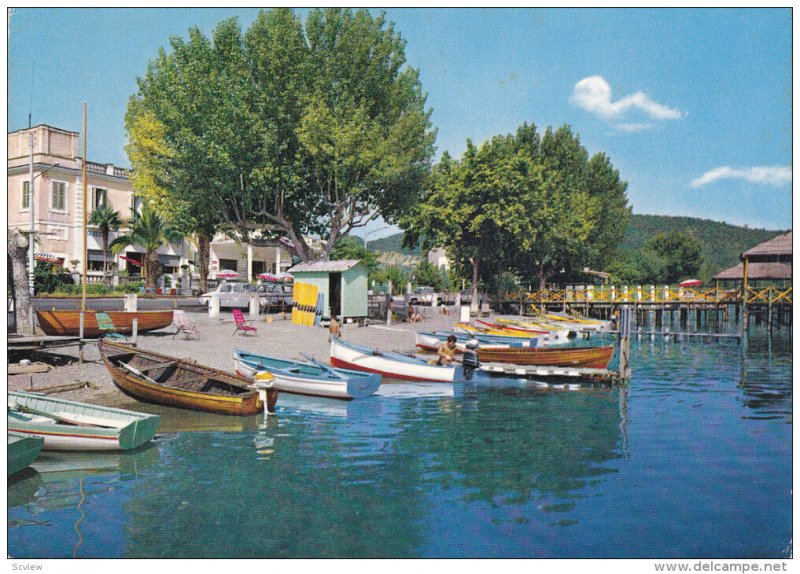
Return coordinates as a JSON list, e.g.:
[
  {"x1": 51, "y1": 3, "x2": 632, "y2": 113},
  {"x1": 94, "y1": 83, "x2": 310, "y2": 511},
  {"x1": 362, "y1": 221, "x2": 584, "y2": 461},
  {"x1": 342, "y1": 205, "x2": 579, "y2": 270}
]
[
  {"x1": 642, "y1": 231, "x2": 704, "y2": 284},
  {"x1": 403, "y1": 123, "x2": 630, "y2": 292},
  {"x1": 126, "y1": 8, "x2": 435, "y2": 264}
]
